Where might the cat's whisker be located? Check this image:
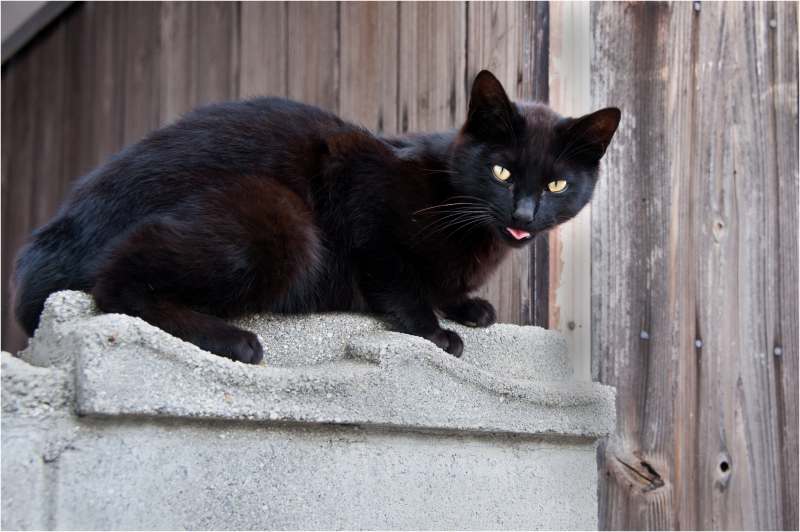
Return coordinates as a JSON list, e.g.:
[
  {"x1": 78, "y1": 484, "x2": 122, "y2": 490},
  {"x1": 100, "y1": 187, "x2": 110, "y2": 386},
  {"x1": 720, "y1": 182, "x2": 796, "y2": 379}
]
[
  {"x1": 447, "y1": 195, "x2": 505, "y2": 218},
  {"x1": 439, "y1": 215, "x2": 496, "y2": 243},
  {"x1": 413, "y1": 211, "x2": 492, "y2": 237},
  {"x1": 418, "y1": 167, "x2": 459, "y2": 175},
  {"x1": 417, "y1": 211, "x2": 496, "y2": 242},
  {"x1": 413, "y1": 210, "x2": 492, "y2": 239},
  {"x1": 413, "y1": 202, "x2": 479, "y2": 215},
  {"x1": 415, "y1": 212, "x2": 483, "y2": 241}
]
